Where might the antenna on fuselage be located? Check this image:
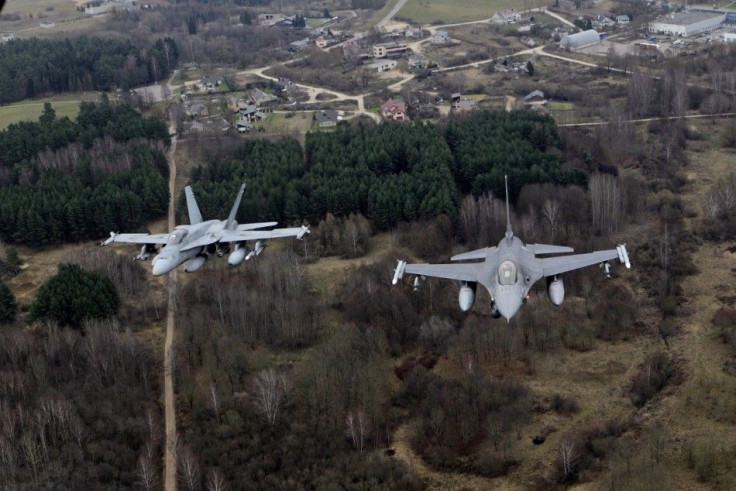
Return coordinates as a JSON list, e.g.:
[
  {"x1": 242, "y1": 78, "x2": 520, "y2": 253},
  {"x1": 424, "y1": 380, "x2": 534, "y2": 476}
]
[{"x1": 504, "y1": 174, "x2": 513, "y2": 243}]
